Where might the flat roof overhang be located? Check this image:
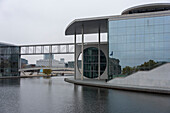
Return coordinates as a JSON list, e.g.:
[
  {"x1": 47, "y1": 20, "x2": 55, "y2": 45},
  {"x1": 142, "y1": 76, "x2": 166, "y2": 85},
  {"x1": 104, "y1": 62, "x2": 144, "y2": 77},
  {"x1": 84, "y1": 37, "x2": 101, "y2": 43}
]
[
  {"x1": 65, "y1": 3, "x2": 170, "y2": 36},
  {"x1": 65, "y1": 17, "x2": 109, "y2": 35}
]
